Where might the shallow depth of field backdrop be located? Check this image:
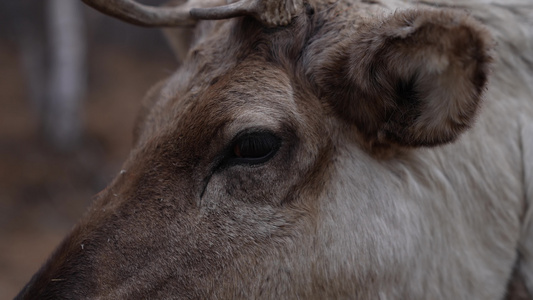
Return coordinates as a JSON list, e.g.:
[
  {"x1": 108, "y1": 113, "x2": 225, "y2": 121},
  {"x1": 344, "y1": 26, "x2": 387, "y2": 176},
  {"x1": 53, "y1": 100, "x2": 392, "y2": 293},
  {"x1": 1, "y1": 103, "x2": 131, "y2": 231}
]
[{"x1": 0, "y1": 1, "x2": 176, "y2": 297}]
